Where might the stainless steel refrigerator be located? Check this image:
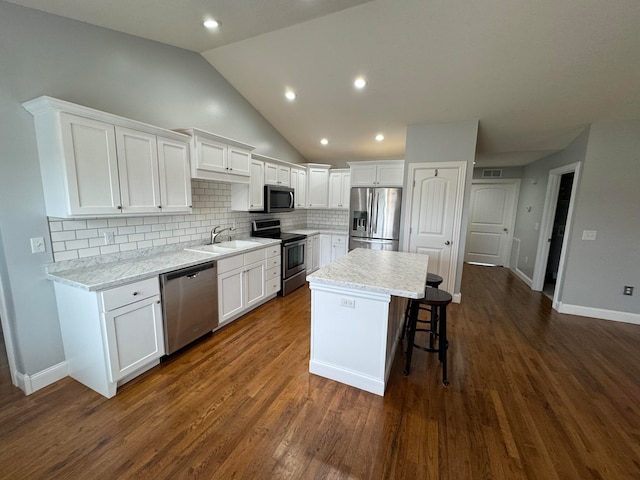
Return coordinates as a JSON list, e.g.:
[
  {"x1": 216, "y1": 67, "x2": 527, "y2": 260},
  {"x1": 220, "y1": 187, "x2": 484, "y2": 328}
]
[{"x1": 349, "y1": 187, "x2": 402, "y2": 251}]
